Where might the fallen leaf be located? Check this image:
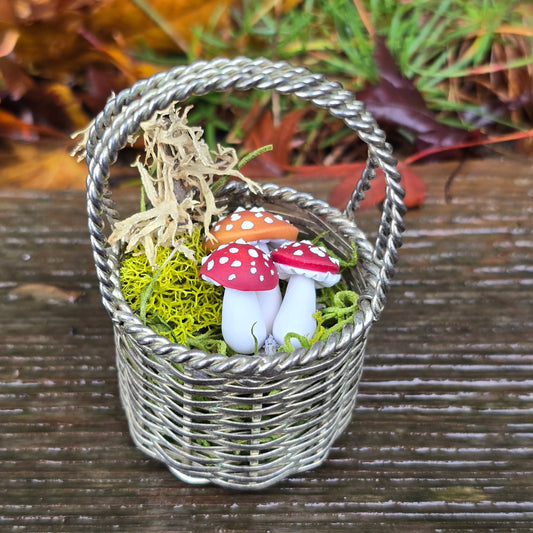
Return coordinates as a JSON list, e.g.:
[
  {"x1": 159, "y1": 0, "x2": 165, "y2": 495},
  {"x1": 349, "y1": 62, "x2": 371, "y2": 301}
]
[
  {"x1": 76, "y1": 27, "x2": 160, "y2": 86},
  {"x1": 404, "y1": 127, "x2": 533, "y2": 164},
  {"x1": 239, "y1": 108, "x2": 427, "y2": 210},
  {"x1": 6, "y1": 9, "x2": 89, "y2": 78},
  {"x1": 0, "y1": 0, "x2": 99, "y2": 24},
  {"x1": 89, "y1": 0, "x2": 233, "y2": 54},
  {"x1": 77, "y1": 63, "x2": 132, "y2": 114},
  {"x1": 0, "y1": 56, "x2": 88, "y2": 137},
  {"x1": 4, "y1": 0, "x2": 231, "y2": 82},
  {"x1": 358, "y1": 37, "x2": 482, "y2": 153},
  {"x1": 0, "y1": 56, "x2": 35, "y2": 100},
  {"x1": 0, "y1": 109, "x2": 65, "y2": 141},
  {"x1": 0, "y1": 108, "x2": 39, "y2": 141},
  {"x1": 45, "y1": 82, "x2": 91, "y2": 131},
  {"x1": 240, "y1": 107, "x2": 307, "y2": 178},
  {"x1": 0, "y1": 140, "x2": 87, "y2": 189},
  {"x1": 9, "y1": 283, "x2": 83, "y2": 304},
  {"x1": 327, "y1": 161, "x2": 426, "y2": 210}
]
